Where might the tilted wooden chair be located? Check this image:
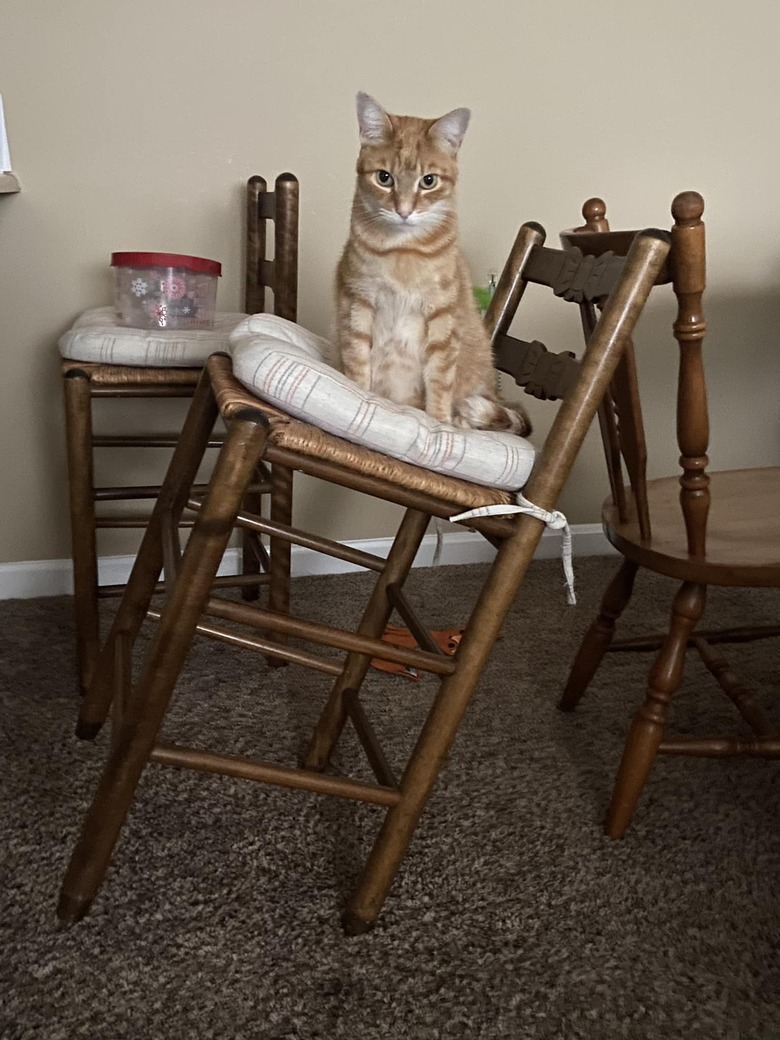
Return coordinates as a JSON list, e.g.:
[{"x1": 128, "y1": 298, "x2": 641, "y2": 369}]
[
  {"x1": 558, "y1": 192, "x2": 780, "y2": 838},
  {"x1": 59, "y1": 174, "x2": 298, "y2": 697},
  {"x1": 56, "y1": 218, "x2": 669, "y2": 933}
]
